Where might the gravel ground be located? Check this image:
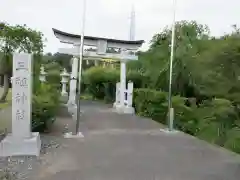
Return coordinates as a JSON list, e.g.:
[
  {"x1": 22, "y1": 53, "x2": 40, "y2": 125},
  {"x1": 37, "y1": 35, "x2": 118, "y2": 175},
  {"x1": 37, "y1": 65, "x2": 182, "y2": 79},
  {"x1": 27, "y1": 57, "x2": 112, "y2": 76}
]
[{"x1": 0, "y1": 136, "x2": 64, "y2": 180}]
